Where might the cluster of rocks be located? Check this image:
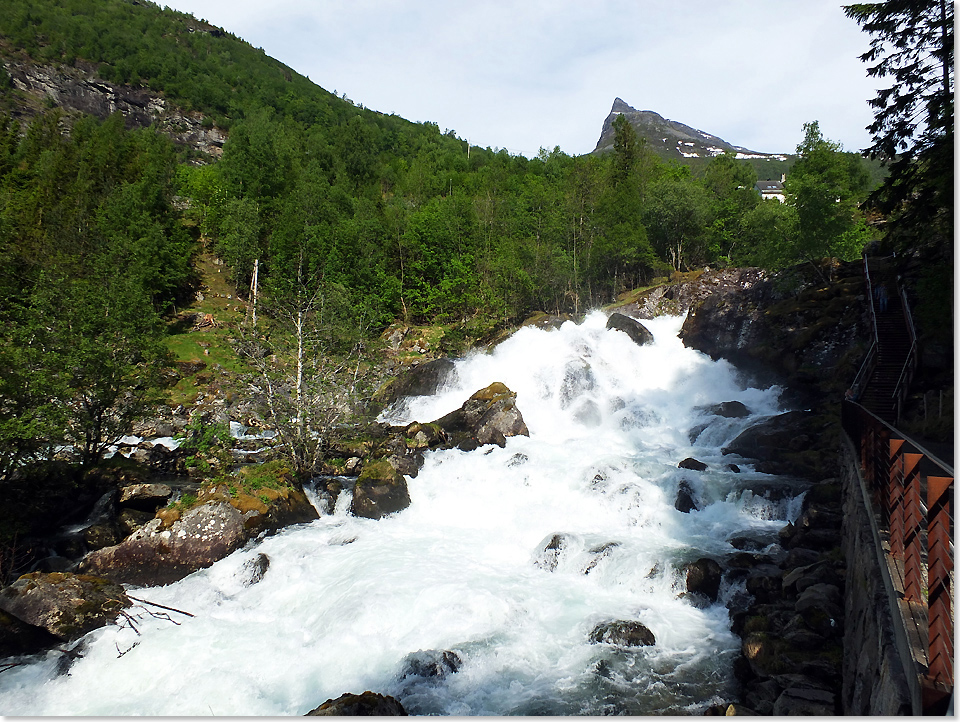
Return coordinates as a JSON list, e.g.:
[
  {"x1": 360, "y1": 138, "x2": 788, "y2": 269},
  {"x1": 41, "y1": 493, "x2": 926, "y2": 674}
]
[{"x1": 698, "y1": 410, "x2": 846, "y2": 715}]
